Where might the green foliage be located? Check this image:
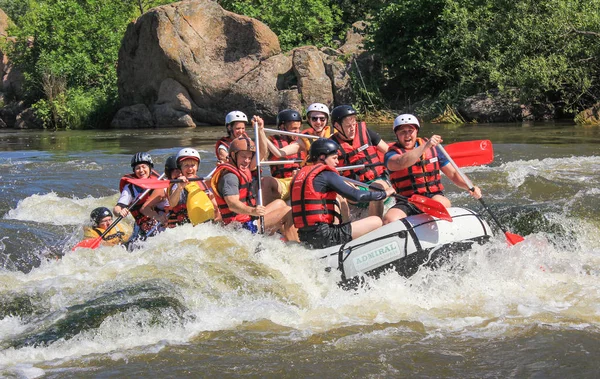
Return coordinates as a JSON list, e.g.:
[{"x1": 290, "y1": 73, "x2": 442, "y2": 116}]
[
  {"x1": 369, "y1": 0, "x2": 600, "y2": 113},
  {"x1": 8, "y1": 0, "x2": 138, "y2": 128},
  {"x1": 0, "y1": 0, "x2": 30, "y2": 24},
  {"x1": 217, "y1": 0, "x2": 344, "y2": 51}
]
